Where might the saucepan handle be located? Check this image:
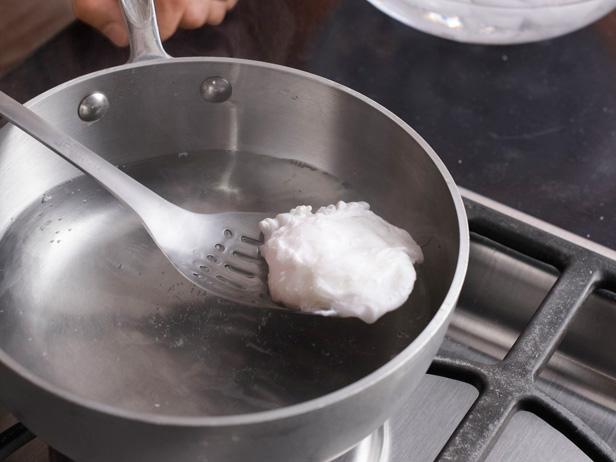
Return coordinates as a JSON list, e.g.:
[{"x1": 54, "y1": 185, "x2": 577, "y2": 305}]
[{"x1": 119, "y1": 0, "x2": 170, "y2": 63}]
